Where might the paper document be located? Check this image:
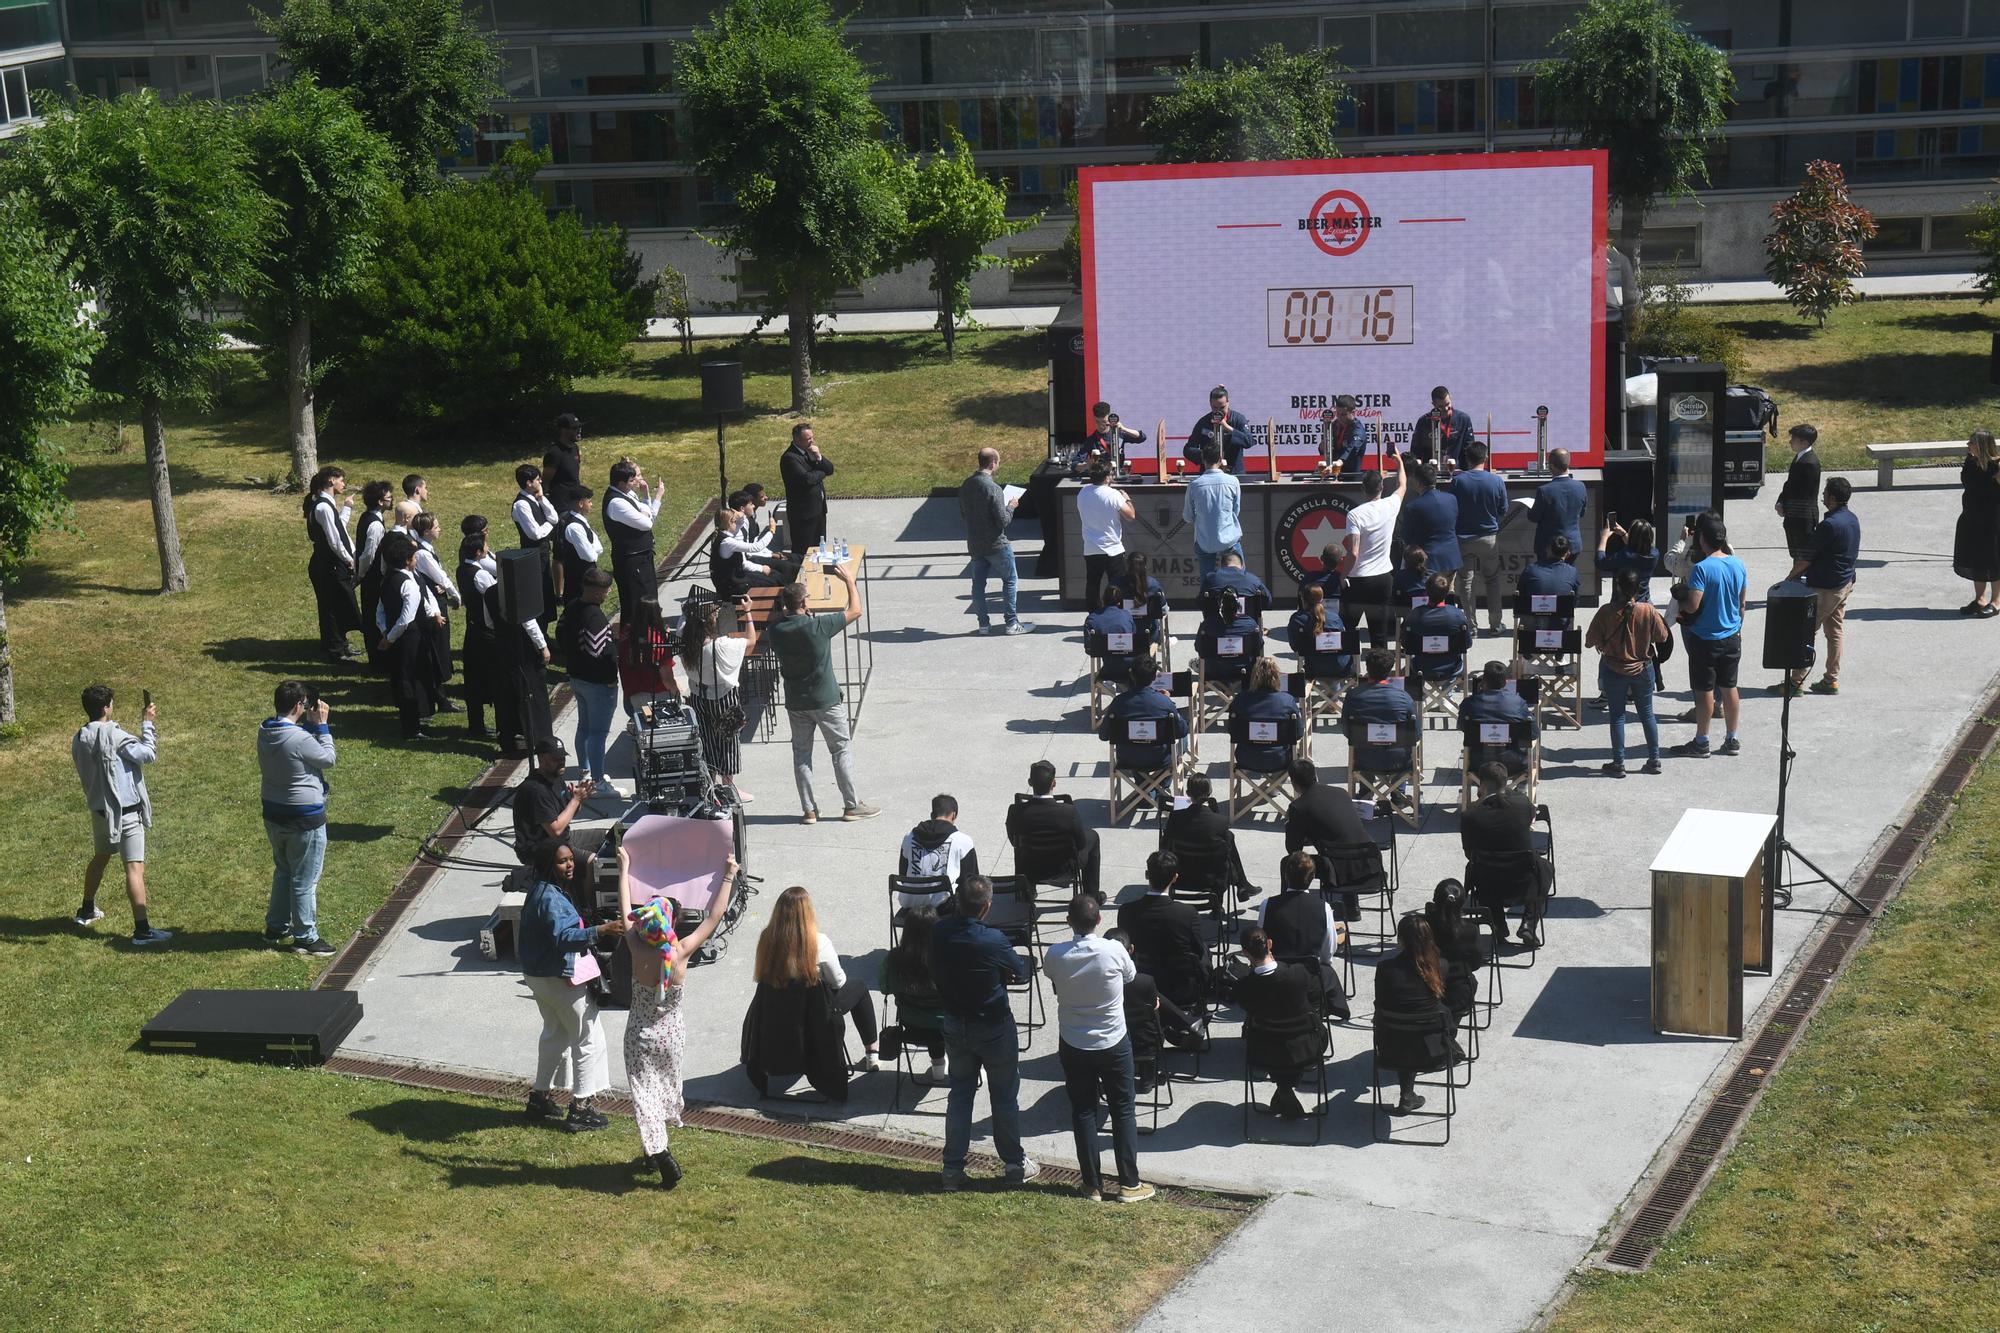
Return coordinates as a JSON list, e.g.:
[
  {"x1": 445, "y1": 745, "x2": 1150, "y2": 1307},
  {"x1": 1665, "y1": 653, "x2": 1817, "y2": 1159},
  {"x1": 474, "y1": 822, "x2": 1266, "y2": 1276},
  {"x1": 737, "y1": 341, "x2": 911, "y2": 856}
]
[{"x1": 1003, "y1": 484, "x2": 1026, "y2": 506}]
